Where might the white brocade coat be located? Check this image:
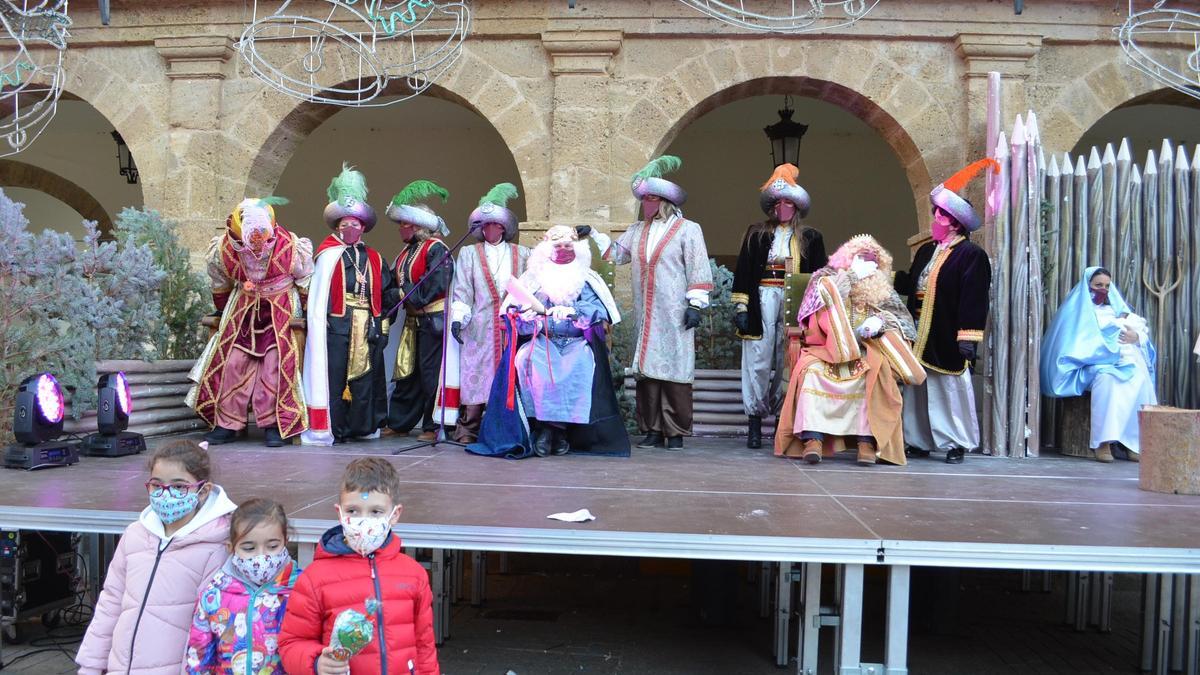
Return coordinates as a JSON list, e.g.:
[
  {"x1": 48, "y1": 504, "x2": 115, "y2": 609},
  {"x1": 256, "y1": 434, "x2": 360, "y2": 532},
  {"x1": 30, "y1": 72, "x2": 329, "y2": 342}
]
[
  {"x1": 451, "y1": 241, "x2": 530, "y2": 404},
  {"x1": 610, "y1": 216, "x2": 714, "y2": 384}
]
